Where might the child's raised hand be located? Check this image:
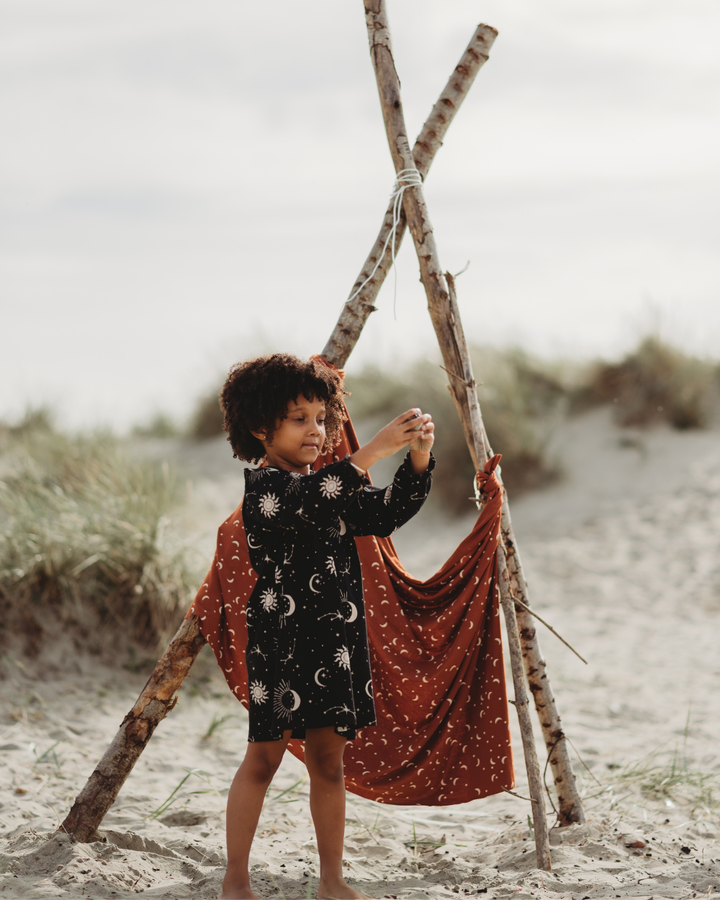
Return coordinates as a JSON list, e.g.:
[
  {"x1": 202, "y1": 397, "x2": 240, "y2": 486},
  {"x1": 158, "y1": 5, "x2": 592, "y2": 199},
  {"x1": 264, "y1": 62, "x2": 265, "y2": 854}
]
[
  {"x1": 407, "y1": 412, "x2": 434, "y2": 454},
  {"x1": 350, "y1": 409, "x2": 434, "y2": 473}
]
